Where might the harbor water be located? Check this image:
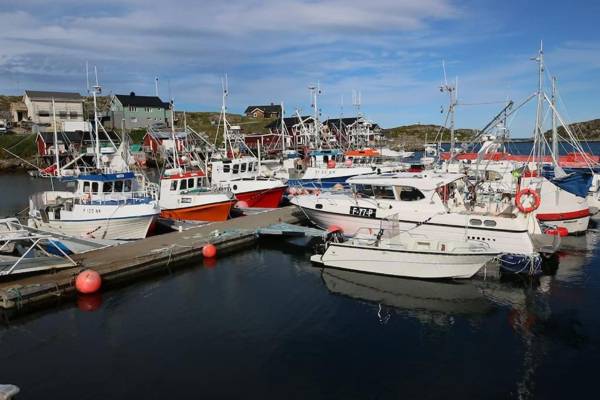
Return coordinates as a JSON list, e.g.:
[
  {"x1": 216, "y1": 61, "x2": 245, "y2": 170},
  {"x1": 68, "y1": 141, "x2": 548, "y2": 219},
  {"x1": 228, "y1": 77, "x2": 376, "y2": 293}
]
[{"x1": 1, "y1": 143, "x2": 600, "y2": 399}]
